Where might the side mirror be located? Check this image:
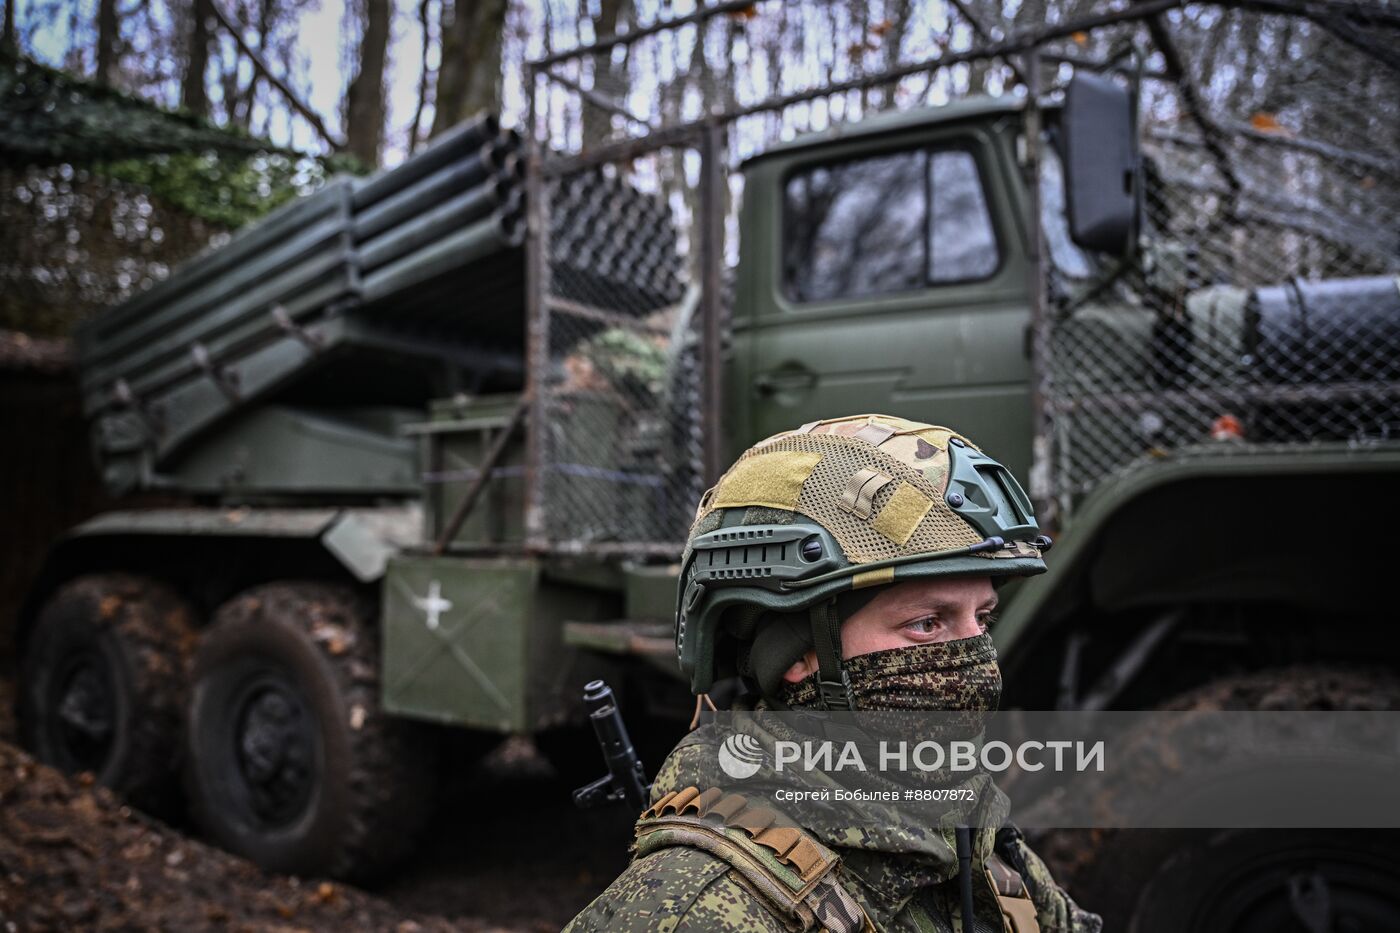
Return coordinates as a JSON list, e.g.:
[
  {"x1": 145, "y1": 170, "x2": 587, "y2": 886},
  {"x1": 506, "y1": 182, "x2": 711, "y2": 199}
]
[{"x1": 1062, "y1": 71, "x2": 1140, "y2": 255}]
